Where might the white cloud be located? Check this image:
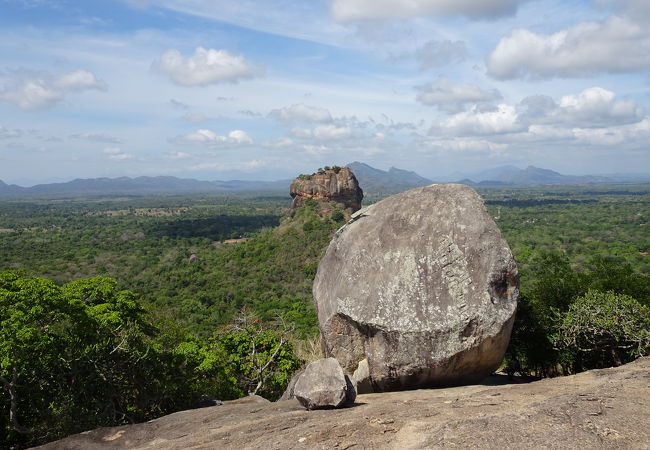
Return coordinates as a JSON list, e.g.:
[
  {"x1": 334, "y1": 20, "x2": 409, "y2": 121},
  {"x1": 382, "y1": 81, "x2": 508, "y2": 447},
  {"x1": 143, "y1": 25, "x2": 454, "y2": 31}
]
[
  {"x1": 572, "y1": 117, "x2": 650, "y2": 146},
  {"x1": 330, "y1": 0, "x2": 528, "y2": 22},
  {"x1": 1, "y1": 80, "x2": 62, "y2": 110},
  {"x1": 440, "y1": 104, "x2": 524, "y2": 135},
  {"x1": 153, "y1": 47, "x2": 258, "y2": 86},
  {"x1": 53, "y1": 70, "x2": 107, "y2": 91},
  {"x1": 521, "y1": 87, "x2": 644, "y2": 128},
  {"x1": 0, "y1": 69, "x2": 107, "y2": 110},
  {"x1": 302, "y1": 144, "x2": 330, "y2": 155},
  {"x1": 182, "y1": 112, "x2": 209, "y2": 122},
  {"x1": 486, "y1": 16, "x2": 650, "y2": 79},
  {"x1": 268, "y1": 103, "x2": 333, "y2": 123},
  {"x1": 291, "y1": 124, "x2": 355, "y2": 141},
  {"x1": 176, "y1": 129, "x2": 253, "y2": 146},
  {"x1": 263, "y1": 137, "x2": 294, "y2": 148},
  {"x1": 416, "y1": 77, "x2": 501, "y2": 113},
  {"x1": 103, "y1": 147, "x2": 134, "y2": 161},
  {"x1": 420, "y1": 137, "x2": 508, "y2": 154}
]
